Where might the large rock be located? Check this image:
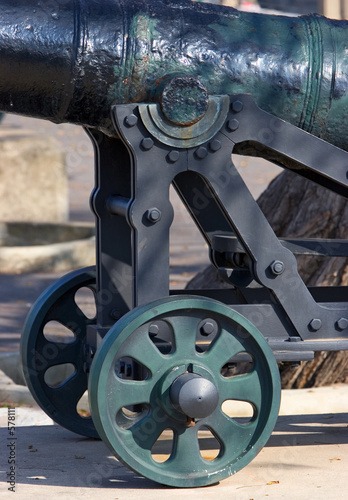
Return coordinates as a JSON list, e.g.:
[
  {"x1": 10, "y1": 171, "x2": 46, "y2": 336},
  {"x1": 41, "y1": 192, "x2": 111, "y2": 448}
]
[{"x1": 0, "y1": 129, "x2": 68, "y2": 222}]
